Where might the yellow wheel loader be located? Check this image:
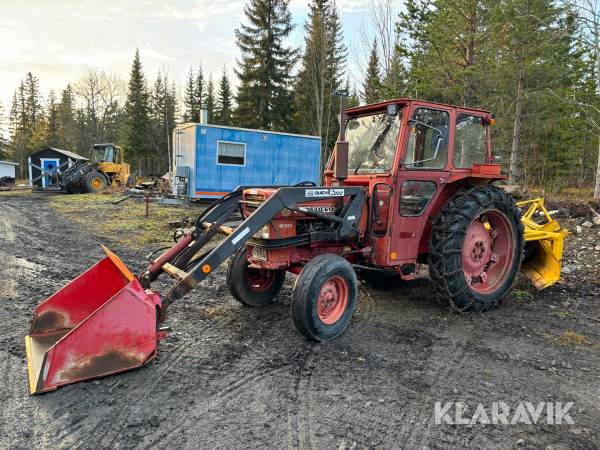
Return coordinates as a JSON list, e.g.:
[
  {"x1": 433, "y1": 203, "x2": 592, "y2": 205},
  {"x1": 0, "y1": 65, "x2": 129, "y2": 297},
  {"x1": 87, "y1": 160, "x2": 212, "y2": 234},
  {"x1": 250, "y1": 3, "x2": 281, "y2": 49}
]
[{"x1": 62, "y1": 143, "x2": 136, "y2": 194}]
